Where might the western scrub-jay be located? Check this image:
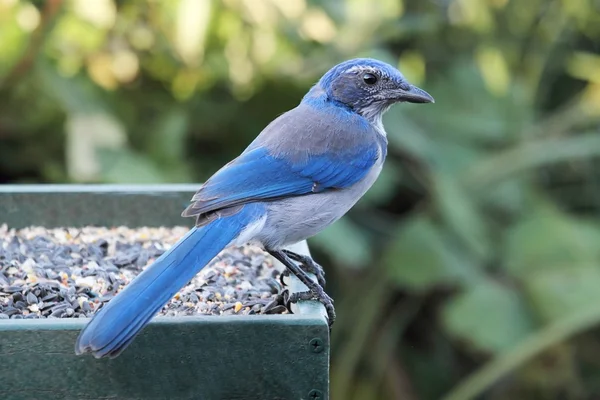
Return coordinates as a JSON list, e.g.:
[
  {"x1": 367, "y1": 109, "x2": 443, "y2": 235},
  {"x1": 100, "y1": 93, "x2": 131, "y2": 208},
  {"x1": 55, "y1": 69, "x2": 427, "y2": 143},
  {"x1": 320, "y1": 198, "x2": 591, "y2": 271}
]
[{"x1": 75, "y1": 58, "x2": 434, "y2": 358}]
